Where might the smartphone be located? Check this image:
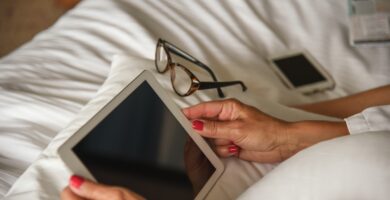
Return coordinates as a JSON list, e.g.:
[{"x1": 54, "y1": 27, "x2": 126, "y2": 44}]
[{"x1": 268, "y1": 51, "x2": 335, "y2": 94}]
